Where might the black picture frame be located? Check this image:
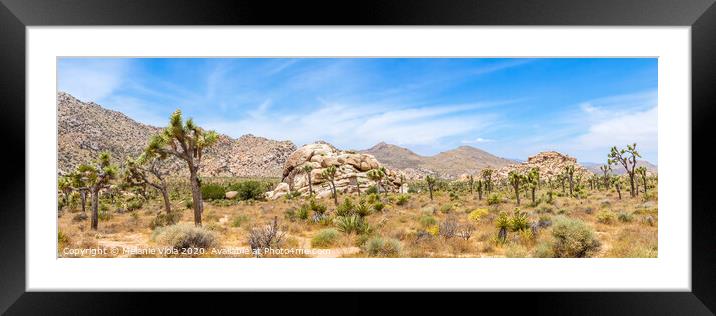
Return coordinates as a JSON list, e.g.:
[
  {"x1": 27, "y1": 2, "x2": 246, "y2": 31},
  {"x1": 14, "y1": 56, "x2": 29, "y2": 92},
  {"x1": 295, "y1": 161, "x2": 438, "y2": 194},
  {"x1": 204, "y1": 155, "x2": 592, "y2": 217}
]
[{"x1": 1, "y1": 0, "x2": 715, "y2": 314}]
